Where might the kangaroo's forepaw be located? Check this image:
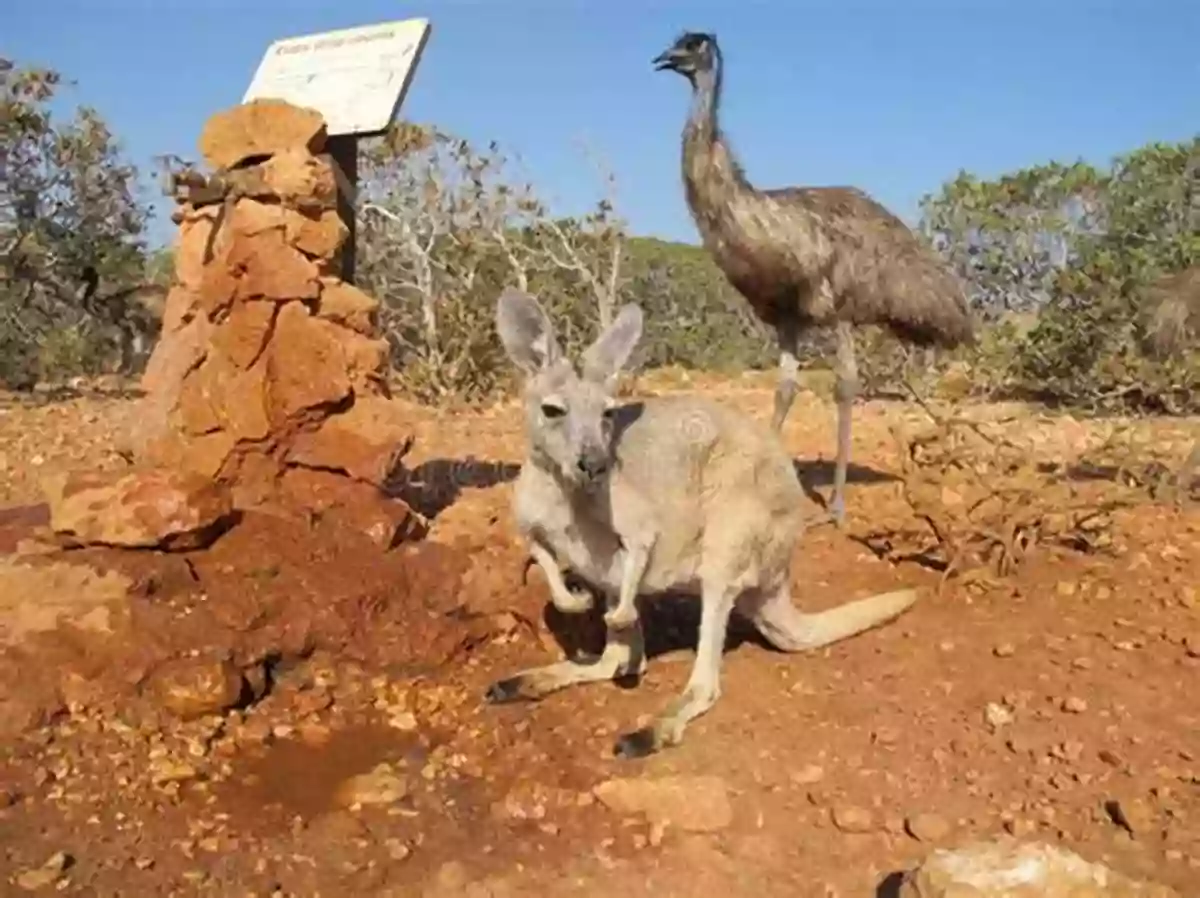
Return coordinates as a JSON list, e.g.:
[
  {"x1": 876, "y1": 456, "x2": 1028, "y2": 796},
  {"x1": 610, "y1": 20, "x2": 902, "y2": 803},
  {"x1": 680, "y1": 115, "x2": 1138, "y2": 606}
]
[
  {"x1": 603, "y1": 603, "x2": 639, "y2": 630},
  {"x1": 551, "y1": 587, "x2": 594, "y2": 614}
]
